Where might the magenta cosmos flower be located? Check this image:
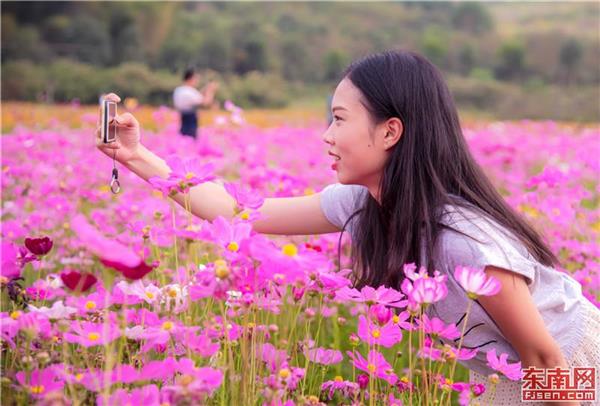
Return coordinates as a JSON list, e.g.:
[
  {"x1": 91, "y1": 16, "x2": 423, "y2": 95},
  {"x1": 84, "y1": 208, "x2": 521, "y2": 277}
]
[
  {"x1": 486, "y1": 348, "x2": 523, "y2": 381},
  {"x1": 357, "y1": 315, "x2": 402, "y2": 348},
  {"x1": 16, "y1": 365, "x2": 64, "y2": 399},
  {"x1": 416, "y1": 313, "x2": 461, "y2": 340},
  {"x1": 148, "y1": 155, "x2": 215, "y2": 195},
  {"x1": 307, "y1": 348, "x2": 343, "y2": 365},
  {"x1": 207, "y1": 216, "x2": 252, "y2": 254},
  {"x1": 321, "y1": 377, "x2": 359, "y2": 400},
  {"x1": 63, "y1": 321, "x2": 121, "y2": 347},
  {"x1": 224, "y1": 182, "x2": 265, "y2": 210},
  {"x1": 335, "y1": 285, "x2": 406, "y2": 308},
  {"x1": 347, "y1": 350, "x2": 398, "y2": 385},
  {"x1": 454, "y1": 266, "x2": 502, "y2": 299},
  {"x1": 97, "y1": 384, "x2": 161, "y2": 405}
]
